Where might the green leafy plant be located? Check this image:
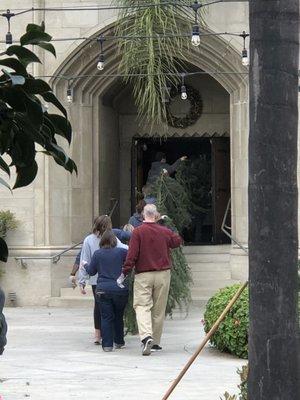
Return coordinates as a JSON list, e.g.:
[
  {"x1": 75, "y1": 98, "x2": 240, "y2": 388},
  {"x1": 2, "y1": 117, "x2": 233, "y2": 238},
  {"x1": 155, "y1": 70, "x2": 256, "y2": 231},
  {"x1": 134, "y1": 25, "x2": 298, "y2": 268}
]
[
  {"x1": 221, "y1": 365, "x2": 248, "y2": 400},
  {"x1": 0, "y1": 22, "x2": 76, "y2": 262},
  {"x1": 115, "y1": 0, "x2": 205, "y2": 128},
  {"x1": 204, "y1": 284, "x2": 249, "y2": 359},
  {"x1": 0, "y1": 210, "x2": 19, "y2": 238}
]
